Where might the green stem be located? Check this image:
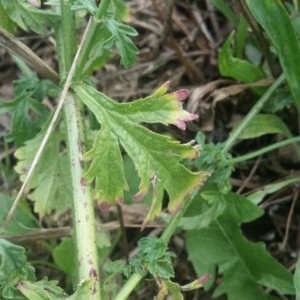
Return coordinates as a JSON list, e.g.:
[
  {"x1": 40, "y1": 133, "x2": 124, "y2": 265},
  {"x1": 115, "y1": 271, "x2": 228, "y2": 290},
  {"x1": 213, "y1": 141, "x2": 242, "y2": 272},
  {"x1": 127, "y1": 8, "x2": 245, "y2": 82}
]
[
  {"x1": 229, "y1": 136, "x2": 300, "y2": 164},
  {"x1": 114, "y1": 188, "x2": 200, "y2": 300},
  {"x1": 64, "y1": 95, "x2": 100, "y2": 298},
  {"x1": 222, "y1": 73, "x2": 285, "y2": 153},
  {"x1": 75, "y1": 0, "x2": 111, "y2": 77},
  {"x1": 114, "y1": 273, "x2": 144, "y2": 300},
  {"x1": 58, "y1": 1, "x2": 100, "y2": 298},
  {"x1": 58, "y1": 0, "x2": 77, "y2": 78}
]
